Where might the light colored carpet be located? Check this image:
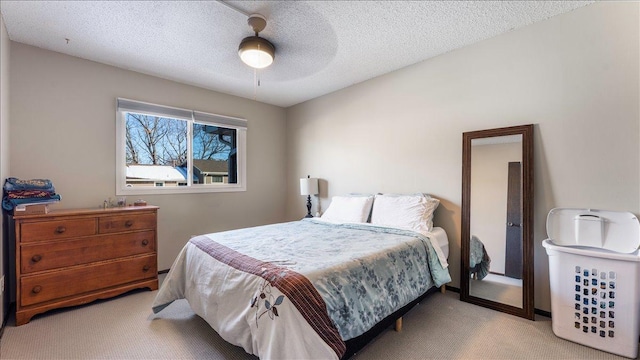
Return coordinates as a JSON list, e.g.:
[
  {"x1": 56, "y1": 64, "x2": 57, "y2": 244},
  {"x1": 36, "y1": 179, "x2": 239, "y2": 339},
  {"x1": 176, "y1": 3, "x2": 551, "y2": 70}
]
[{"x1": 0, "y1": 289, "x2": 633, "y2": 359}]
